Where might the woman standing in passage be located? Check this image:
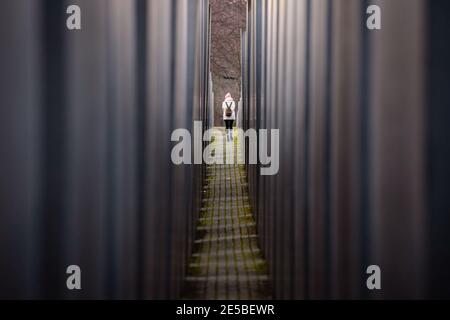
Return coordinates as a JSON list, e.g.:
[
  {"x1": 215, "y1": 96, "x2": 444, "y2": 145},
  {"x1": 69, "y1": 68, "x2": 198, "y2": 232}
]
[{"x1": 222, "y1": 93, "x2": 236, "y2": 142}]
